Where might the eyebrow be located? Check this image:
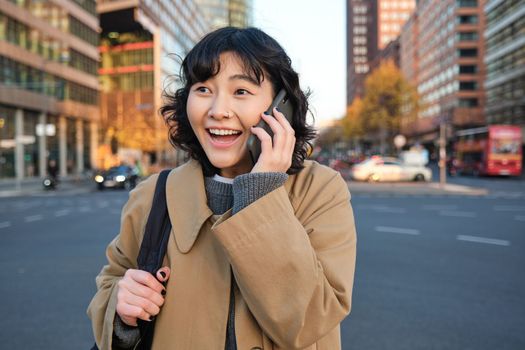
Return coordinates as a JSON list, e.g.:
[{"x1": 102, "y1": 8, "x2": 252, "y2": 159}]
[{"x1": 229, "y1": 74, "x2": 260, "y2": 86}]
